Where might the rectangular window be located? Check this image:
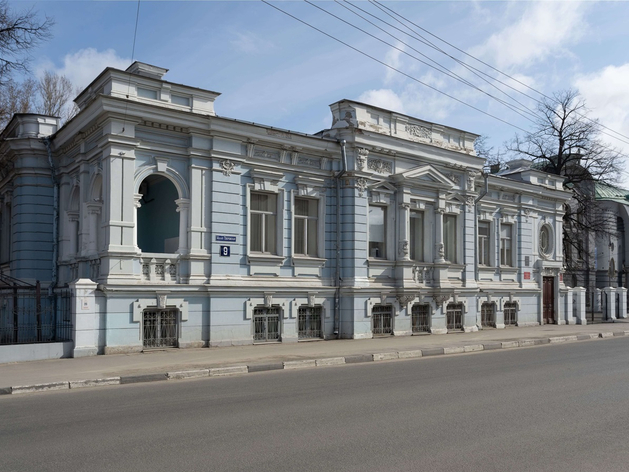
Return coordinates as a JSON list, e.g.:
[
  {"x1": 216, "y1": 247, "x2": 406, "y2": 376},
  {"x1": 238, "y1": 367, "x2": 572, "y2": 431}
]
[
  {"x1": 137, "y1": 87, "x2": 158, "y2": 100},
  {"x1": 171, "y1": 94, "x2": 190, "y2": 106},
  {"x1": 478, "y1": 221, "x2": 490, "y2": 266},
  {"x1": 294, "y1": 197, "x2": 318, "y2": 257},
  {"x1": 500, "y1": 224, "x2": 513, "y2": 266},
  {"x1": 369, "y1": 205, "x2": 386, "y2": 259},
  {"x1": 410, "y1": 210, "x2": 424, "y2": 261},
  {"x1": 250, "y1": 192, "x2": 277, "y2": 254},
  {"x1": 443, "y1": 214, "x2": 457, "y2": 263}
]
